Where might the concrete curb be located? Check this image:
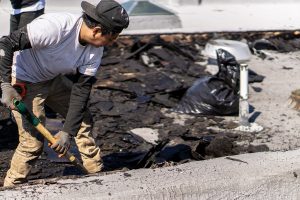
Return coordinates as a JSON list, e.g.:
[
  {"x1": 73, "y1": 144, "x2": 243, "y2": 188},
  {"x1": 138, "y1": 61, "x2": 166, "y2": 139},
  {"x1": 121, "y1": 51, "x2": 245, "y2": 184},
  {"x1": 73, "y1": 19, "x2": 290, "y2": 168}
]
[{"x1": 2, "y1": 149, "x2": 300, "y2": 199}]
